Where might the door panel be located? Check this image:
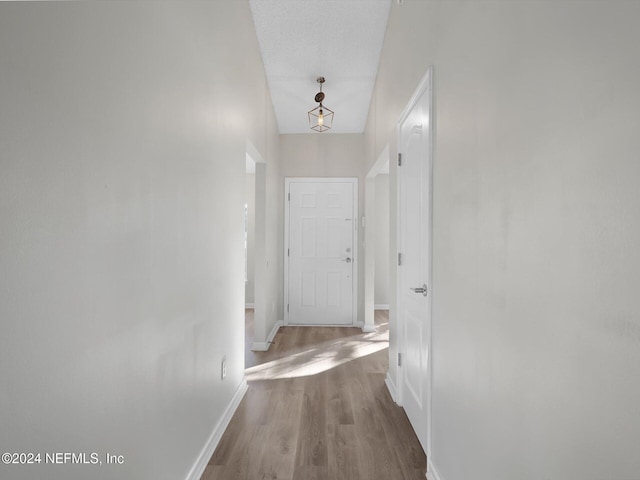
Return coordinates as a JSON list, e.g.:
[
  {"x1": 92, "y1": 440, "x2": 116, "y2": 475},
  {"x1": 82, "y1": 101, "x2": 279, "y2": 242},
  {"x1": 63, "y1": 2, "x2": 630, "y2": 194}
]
[
  {"x1": 301, "y1": 218, "x2": 316, "y2": 257},
  {"x1": 301, "y1": 272, "x2": 316, "y2": 306},
  {"x1": 398, "y1": 68, "x2": 432, "y2": 453},
  {"x1": 287, "y1": 179, "x2": 356, "y2": 325}
]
